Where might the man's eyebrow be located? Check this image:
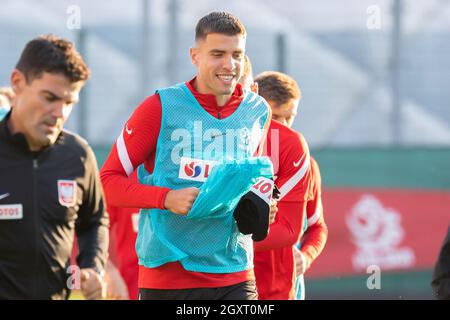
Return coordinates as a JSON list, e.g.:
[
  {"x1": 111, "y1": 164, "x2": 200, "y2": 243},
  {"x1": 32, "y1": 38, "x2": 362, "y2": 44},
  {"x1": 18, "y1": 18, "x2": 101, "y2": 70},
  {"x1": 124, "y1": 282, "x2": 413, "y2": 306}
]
[
  {"x1": 209, "y1": 49, "x2": 226, "y2": 54},
  {"x1": 41, "y1": 90, "x2": 62, "y2": 100},
  {"x1": 41, "y1": 90, "x2": 78, "y2": 104},
  {"x1": 209, "y1": 49, "x2": 244, "y2": 54}
]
